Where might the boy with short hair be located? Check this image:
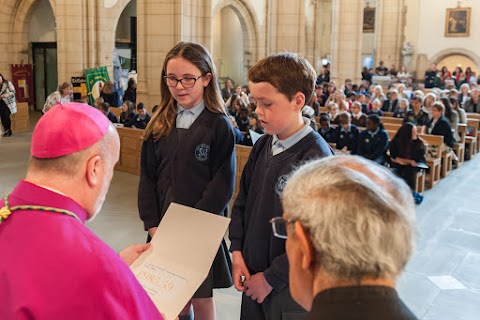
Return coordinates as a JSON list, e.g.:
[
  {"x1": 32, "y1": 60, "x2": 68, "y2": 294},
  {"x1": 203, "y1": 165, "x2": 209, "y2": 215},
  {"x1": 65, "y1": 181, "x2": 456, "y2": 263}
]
[{"x1": 229, "y1": 53, "x2": 333, "y2": 320}]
